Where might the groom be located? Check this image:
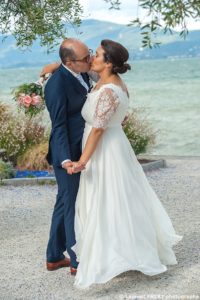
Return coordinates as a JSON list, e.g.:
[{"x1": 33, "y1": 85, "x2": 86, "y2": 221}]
[{"x1": 44, "y1": 38, "x2": 93, "y2": 275}]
